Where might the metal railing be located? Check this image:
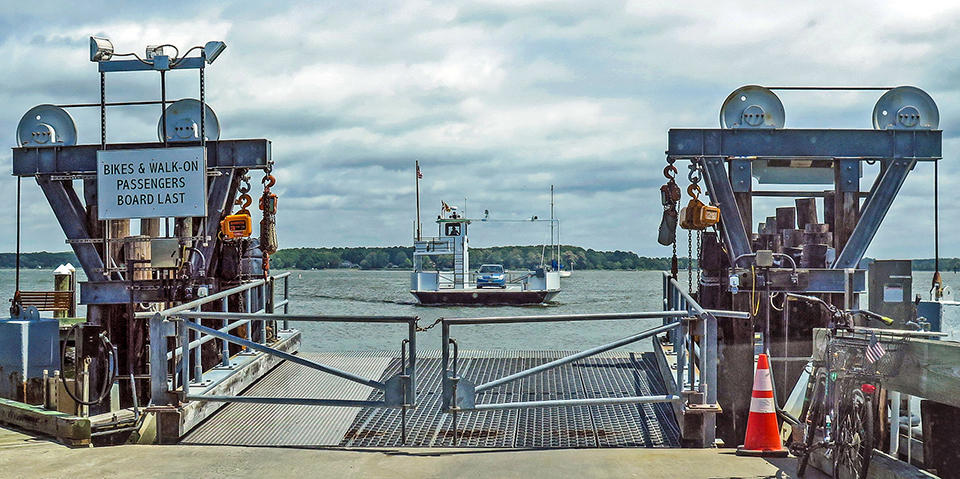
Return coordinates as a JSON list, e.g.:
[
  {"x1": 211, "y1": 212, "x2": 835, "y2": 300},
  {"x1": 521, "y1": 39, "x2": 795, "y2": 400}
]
[
  {"x1": 440, "y1": 284, "x2": 750, "y2": 444},
  {"x1": 146, "y1": 273, "x2": 419, "y2": 441},
  {"x1": 145, "y1": 273, "x2": 292, "y2": 402}
]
